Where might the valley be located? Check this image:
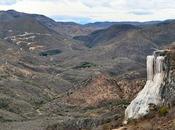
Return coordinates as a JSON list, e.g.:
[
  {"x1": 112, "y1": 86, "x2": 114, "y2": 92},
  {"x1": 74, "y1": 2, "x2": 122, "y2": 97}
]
[{"x1": 0, "y1": 10, "x2": 175, "y2": 130}]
